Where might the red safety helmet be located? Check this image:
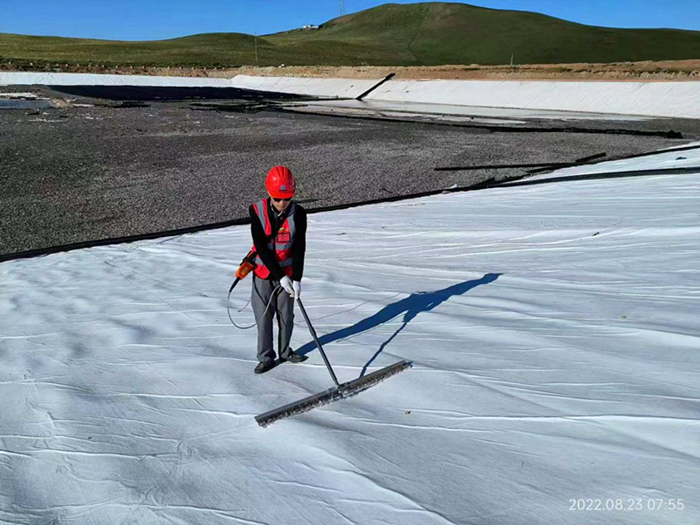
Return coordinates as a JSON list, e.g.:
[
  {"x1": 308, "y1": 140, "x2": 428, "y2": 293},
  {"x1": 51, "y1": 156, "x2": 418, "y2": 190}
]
[{"x1": 265, "y1": 165, "x2": 296, "y2": 199}]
